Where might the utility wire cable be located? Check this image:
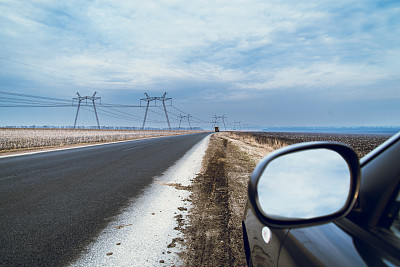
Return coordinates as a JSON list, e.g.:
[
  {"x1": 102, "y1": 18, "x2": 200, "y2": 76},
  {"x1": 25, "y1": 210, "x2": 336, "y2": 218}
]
[
  {"x1": 97, "y1": 106, "x2": 160, "y2": 123},
  {"x1": 0, "y1": 90, "x2": 213, "y2": 127},
  {"x1": 101, "y1": 106, "x2": 145, "y2": 120},
  {"x1": 0, "y1": 90, "x2": 71, "y2": 103}
]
